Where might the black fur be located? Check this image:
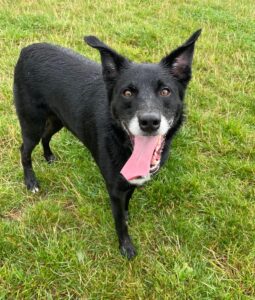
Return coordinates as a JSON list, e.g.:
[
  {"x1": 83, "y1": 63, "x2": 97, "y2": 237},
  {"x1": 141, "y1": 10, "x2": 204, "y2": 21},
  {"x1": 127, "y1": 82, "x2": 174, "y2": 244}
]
[{"x1": 14, "y1": 30, "x2": 201, "y2": 259}]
